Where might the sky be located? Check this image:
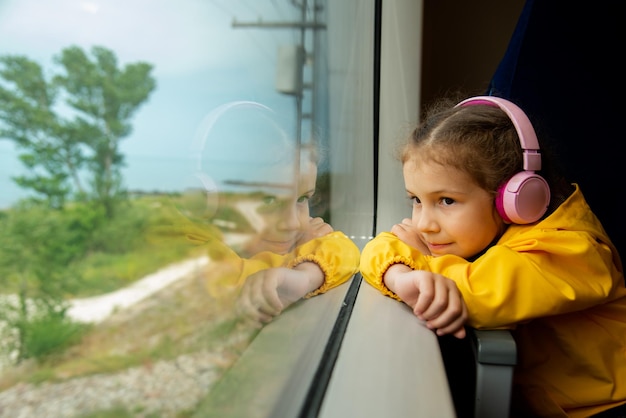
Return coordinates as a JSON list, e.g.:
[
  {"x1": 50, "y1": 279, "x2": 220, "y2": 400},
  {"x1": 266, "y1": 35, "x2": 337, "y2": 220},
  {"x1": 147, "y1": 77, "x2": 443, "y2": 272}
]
[{"x1": 0, "y1": 0, "x2": 303, "y2": 208}]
